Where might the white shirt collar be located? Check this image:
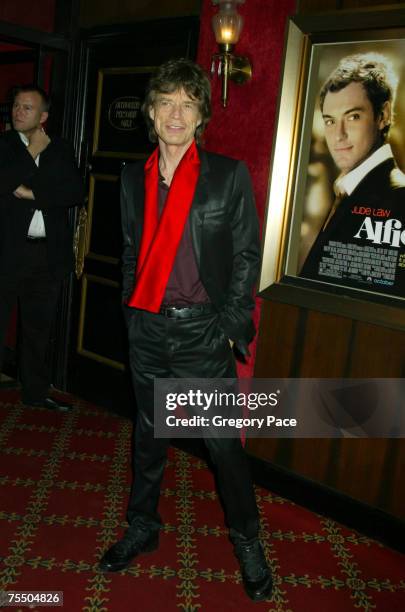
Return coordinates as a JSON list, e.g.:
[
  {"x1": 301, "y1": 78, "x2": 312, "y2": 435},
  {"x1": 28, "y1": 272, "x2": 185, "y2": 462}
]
[
  {"x1": 18, "y1": 131, "x2": 40, "y2": 165},
  {"x1": 18, "y1": 131, "x2": 29, "y2": 146},
  {"x1": 336, "y1": 143, "x2": 393, "y2": 196}
]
